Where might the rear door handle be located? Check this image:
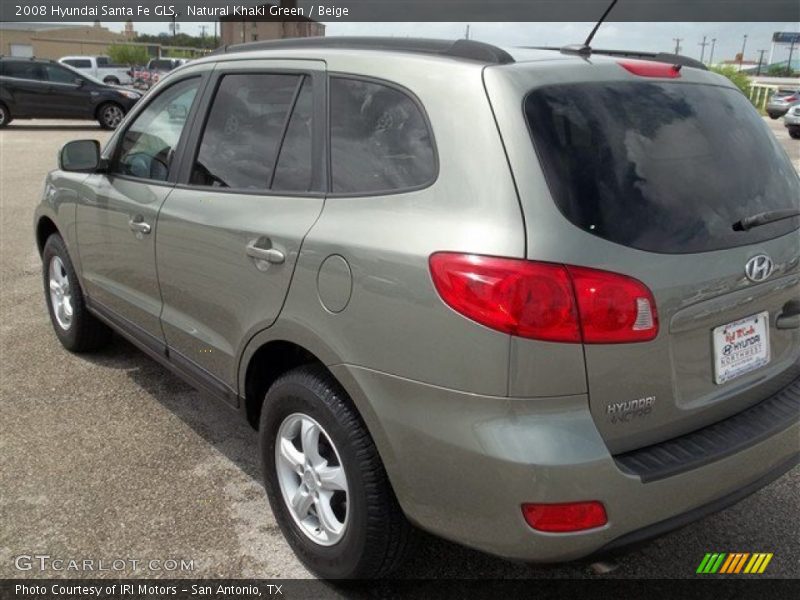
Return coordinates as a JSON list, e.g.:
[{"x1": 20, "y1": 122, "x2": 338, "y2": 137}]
[
  {"x1": 128, "y1": 216, "x2": 151, "y2": 235},
  {"x1": 246, "y1": 240, "x2": 285, "y2": 265}
]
